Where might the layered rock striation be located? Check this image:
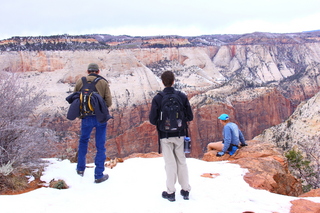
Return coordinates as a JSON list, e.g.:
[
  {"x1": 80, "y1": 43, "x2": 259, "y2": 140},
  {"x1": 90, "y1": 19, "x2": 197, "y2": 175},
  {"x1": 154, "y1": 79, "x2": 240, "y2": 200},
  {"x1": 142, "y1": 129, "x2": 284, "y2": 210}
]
[
  {"x1": 254, "y1": 90, "x2": 320, "y2": 152},
  {"x1": 0, "y1": 32, "x2": 320, "y2": 158}
]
